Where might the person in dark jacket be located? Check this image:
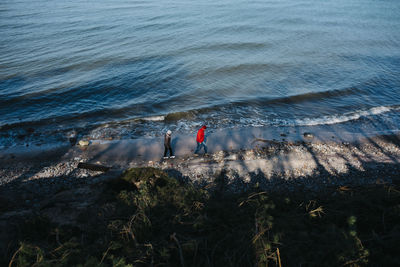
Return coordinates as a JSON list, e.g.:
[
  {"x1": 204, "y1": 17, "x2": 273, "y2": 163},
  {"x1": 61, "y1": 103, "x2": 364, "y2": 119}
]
[
  {"x1": 194, "y1": 125, "x2": 207, "y2": 155},
  {"x1": 164, "y1": 130, "x2": 175, "y2": 159}
]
